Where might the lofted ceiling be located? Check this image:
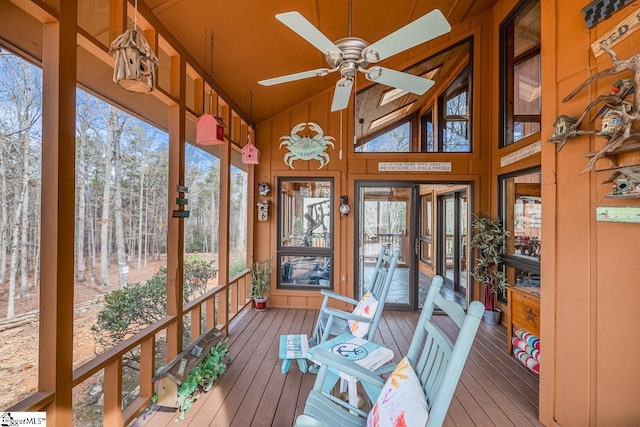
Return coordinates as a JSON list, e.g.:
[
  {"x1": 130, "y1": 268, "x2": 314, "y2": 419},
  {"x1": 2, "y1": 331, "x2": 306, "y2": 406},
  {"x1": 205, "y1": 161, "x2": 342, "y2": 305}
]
[{"x1": 138, "y1": 0, "x2": 498, "y2": 123}]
